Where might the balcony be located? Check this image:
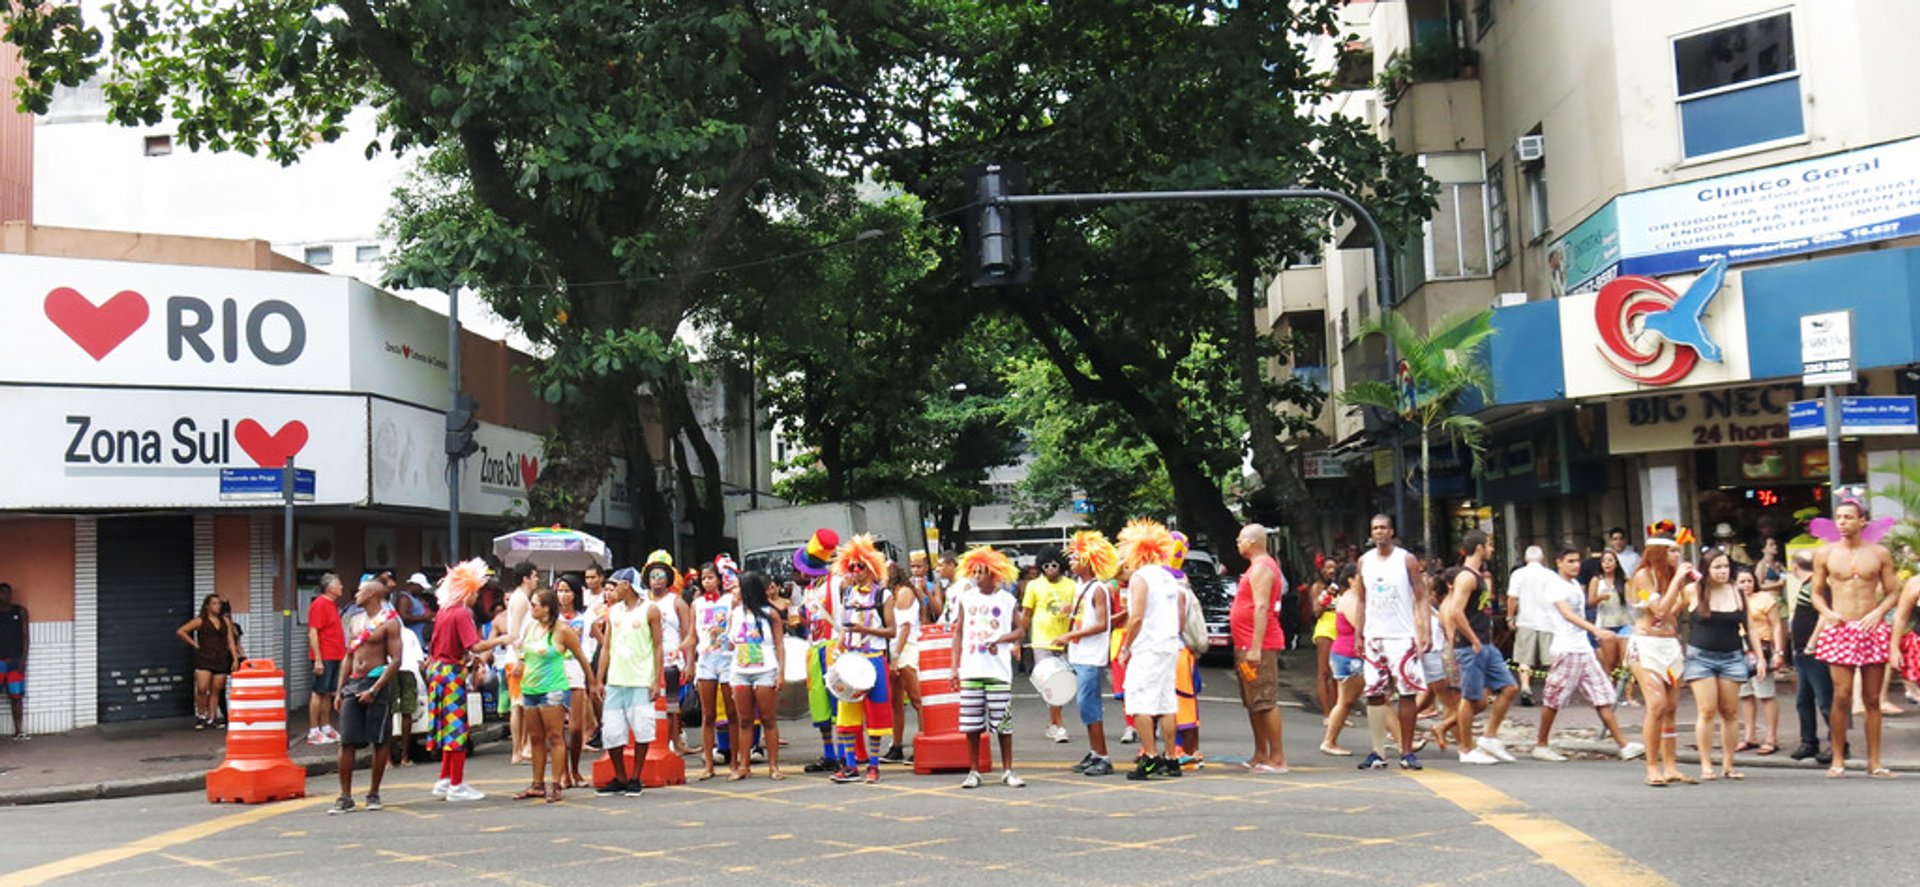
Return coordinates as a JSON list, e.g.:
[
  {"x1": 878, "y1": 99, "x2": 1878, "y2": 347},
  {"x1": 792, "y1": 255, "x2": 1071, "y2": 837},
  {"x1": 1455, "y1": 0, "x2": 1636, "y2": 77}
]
[{"x1": 1387, "y1": 77, "x2": 1485, "y2": 156}]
